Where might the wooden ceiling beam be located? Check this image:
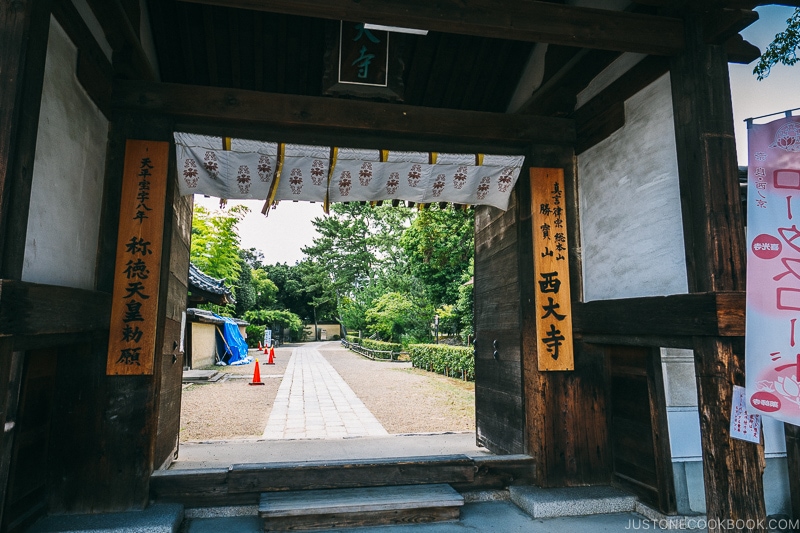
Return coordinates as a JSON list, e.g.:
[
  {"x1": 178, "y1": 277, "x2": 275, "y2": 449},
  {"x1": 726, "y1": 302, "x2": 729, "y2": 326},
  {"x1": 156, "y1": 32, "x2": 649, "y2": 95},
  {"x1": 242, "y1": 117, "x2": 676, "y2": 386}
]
[
  {"x1": 632, "y1": 0, "x2": 800, "y2": 7},
  {"x1": 703, "y1": 8, "x2": 759, "y2": 44},
  {"x1": 177, "y1": 0, "x2": 684, "y2": 55},
  {"x1": 85, "y1": 0, "x2": 157, "y2": 80},
  {"x1": 112, "y1": 80, "x2": 576, "y2": 150}
]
